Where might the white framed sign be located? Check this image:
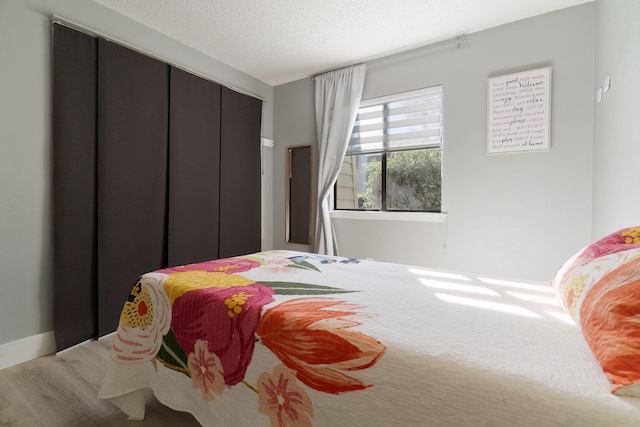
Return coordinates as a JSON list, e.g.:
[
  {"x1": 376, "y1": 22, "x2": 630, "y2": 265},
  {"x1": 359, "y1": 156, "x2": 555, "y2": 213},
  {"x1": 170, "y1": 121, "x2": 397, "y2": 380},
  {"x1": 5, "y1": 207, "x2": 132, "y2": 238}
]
[{"x1": 487, "y1": 66, "x2": 551, "y2": 154}]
